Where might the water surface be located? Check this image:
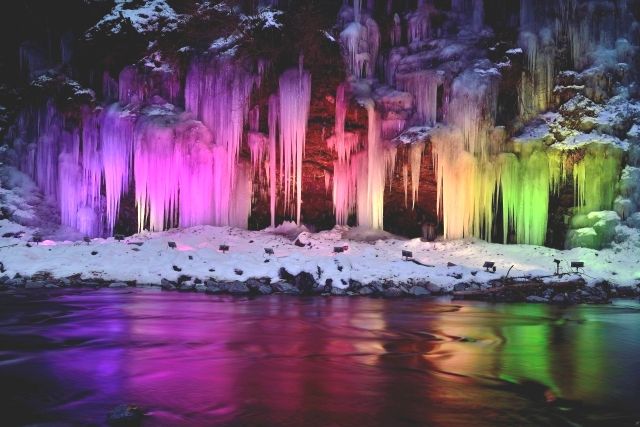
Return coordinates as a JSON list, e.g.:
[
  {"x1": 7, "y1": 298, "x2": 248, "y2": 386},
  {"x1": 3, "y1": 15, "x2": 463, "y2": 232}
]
[{"x1": 0, "y1": 289, "x2": 638, "y2": 426}]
